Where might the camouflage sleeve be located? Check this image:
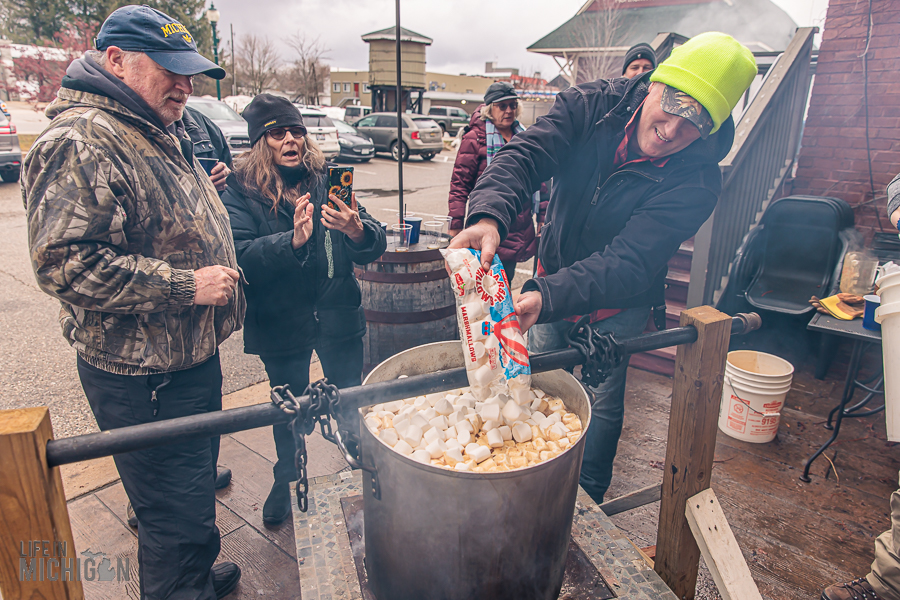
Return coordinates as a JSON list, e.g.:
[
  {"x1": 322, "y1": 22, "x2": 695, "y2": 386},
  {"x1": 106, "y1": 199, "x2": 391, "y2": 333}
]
[{"x1": 23, "y1": 138, "x2": 196, "y2": 313}]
